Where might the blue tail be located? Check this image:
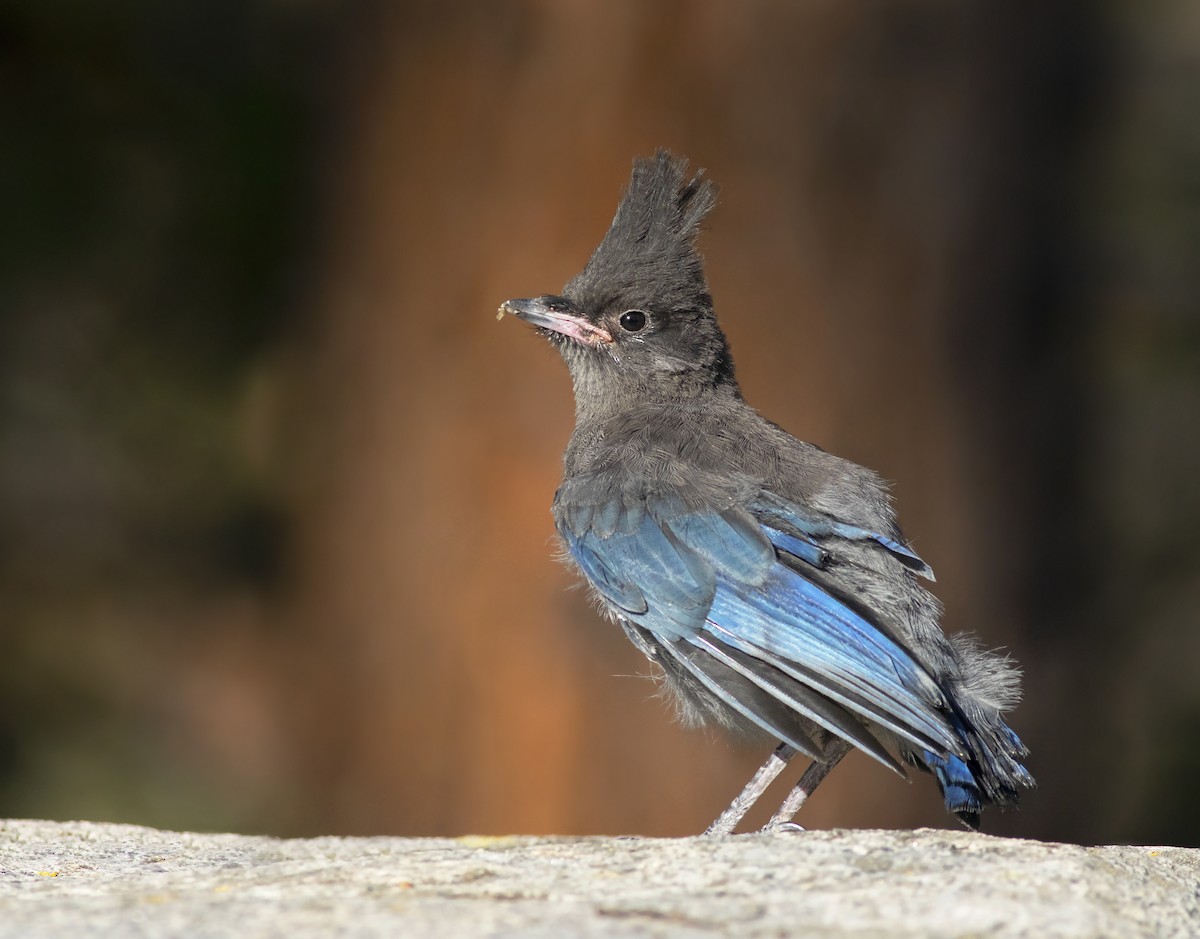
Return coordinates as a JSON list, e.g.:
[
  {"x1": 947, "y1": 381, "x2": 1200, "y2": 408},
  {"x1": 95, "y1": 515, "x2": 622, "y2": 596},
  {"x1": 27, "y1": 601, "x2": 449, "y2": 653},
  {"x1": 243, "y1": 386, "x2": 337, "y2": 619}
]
[
  {"x1": 919, "y1": 723, "x2": 1033, "y2": 830},
  {"x1": 921, "y1": 750, "x2": 984, "y2": 828}
]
